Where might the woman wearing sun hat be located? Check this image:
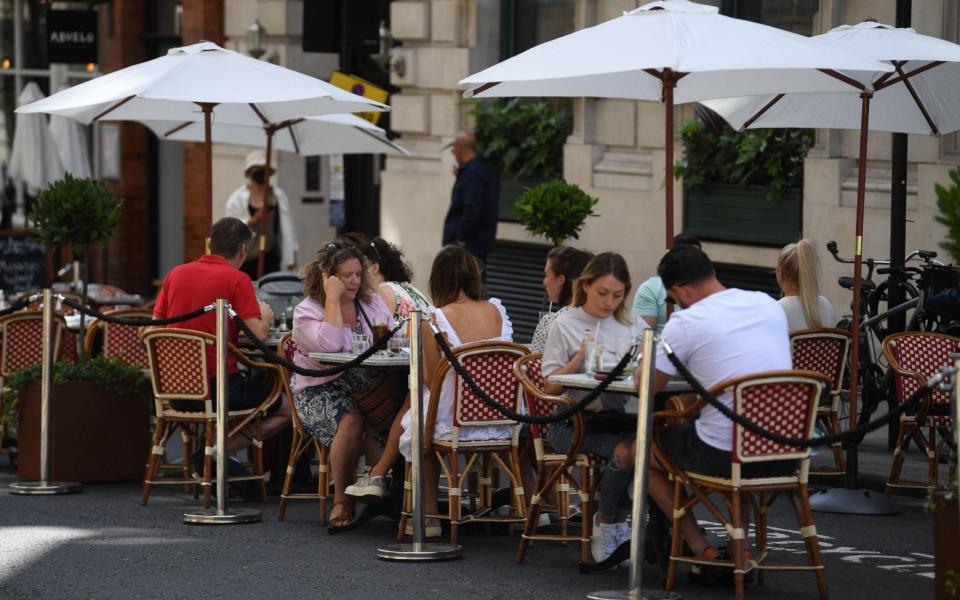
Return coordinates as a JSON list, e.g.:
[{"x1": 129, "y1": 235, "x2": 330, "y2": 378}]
[{"x1": 225, "y1": 149, "x2": 299, "y2": 278}]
